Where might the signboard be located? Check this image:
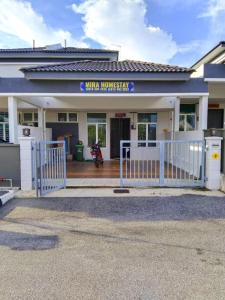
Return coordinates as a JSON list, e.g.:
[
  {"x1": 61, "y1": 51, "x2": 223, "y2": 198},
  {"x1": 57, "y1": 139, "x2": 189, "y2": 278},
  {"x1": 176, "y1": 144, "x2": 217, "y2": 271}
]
[
  {"x1": 208, "y1": 103, "x2": 220, "y2": 108},
  {"x1": 80, "y1": 81, "x2": 135, "y2": 93}
]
